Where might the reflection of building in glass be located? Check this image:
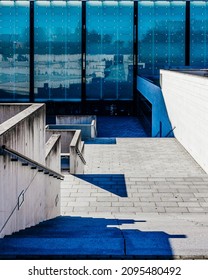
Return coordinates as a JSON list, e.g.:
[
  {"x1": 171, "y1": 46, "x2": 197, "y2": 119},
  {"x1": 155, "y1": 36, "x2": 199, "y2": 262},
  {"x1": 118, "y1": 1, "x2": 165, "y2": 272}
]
[{"x1": 0, "y1": 1, "x2": 208, "y2": 113}]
